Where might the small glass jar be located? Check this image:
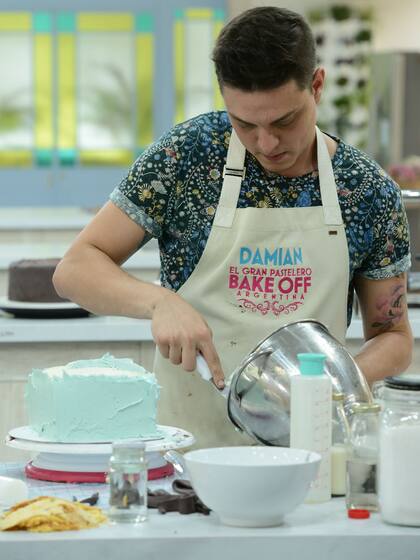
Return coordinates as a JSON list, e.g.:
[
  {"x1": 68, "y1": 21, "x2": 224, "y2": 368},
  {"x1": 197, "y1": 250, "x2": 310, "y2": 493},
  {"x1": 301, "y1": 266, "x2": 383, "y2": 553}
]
[
  {"x1": 331, "y1": 393, "x2": 349, "y2": 497},
  {"x1": 378, "y1": 375, "x2": 420, "y2": 526},
  {"x1": 108, "y1": 439, "x2": 148, "y2": 524},
  {"x1": 346, "y1": 402, "x2": 380, "y2": 512}
]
